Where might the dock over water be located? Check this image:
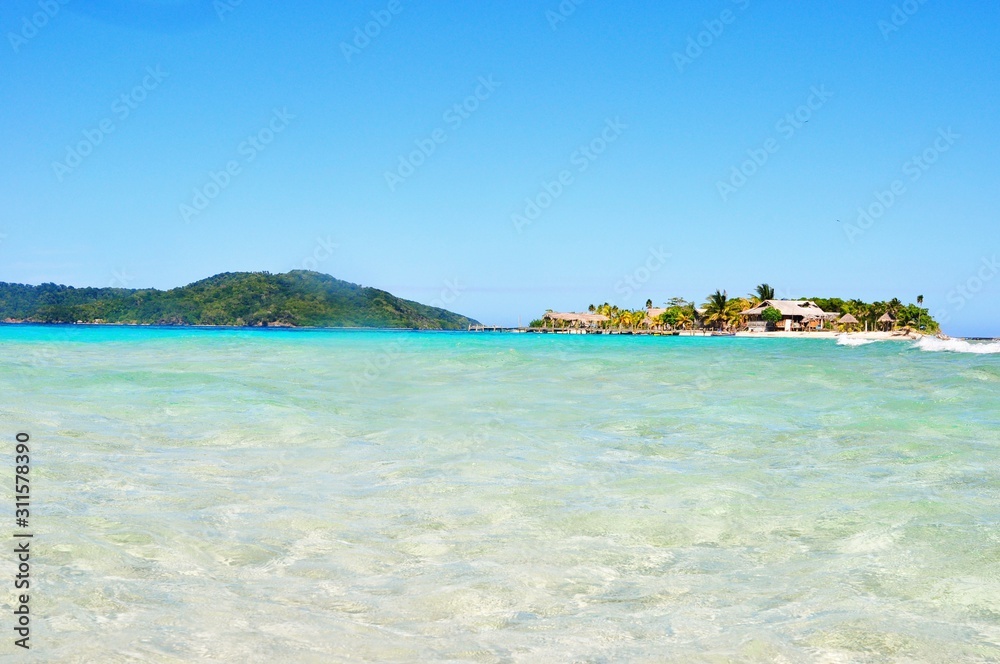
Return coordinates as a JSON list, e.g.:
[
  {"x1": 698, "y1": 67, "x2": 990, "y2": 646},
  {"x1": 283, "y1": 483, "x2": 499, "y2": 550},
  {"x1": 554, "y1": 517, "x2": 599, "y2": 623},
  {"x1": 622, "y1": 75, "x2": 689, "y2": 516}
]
[{"x1": 467, "y1": 325, "x2": 689, "y2": 336}]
